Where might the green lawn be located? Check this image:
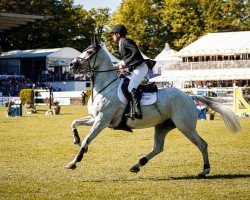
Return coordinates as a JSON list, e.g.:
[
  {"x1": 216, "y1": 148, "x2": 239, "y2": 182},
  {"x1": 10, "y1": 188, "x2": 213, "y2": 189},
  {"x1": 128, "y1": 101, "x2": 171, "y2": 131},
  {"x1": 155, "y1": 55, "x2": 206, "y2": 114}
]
[{"x1": 0, "y1": 105, "x2": 249, "y2": 200}]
